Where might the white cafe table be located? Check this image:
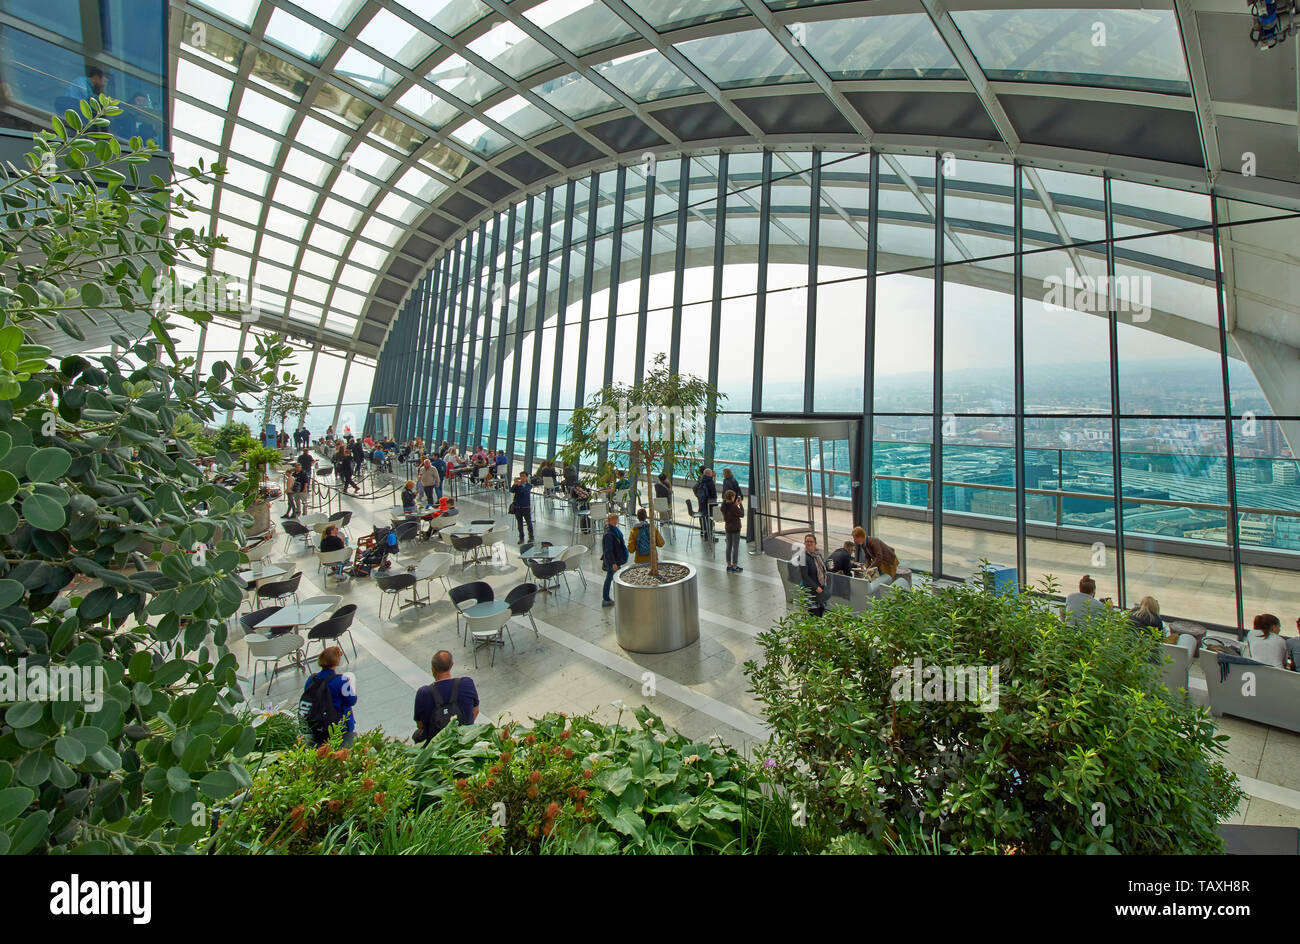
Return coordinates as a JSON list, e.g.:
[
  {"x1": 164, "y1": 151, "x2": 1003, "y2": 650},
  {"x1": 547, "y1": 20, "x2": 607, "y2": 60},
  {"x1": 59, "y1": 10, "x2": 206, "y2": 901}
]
[{"x1": 253, "y1": 601, "x2": 334, "y2": 631}]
